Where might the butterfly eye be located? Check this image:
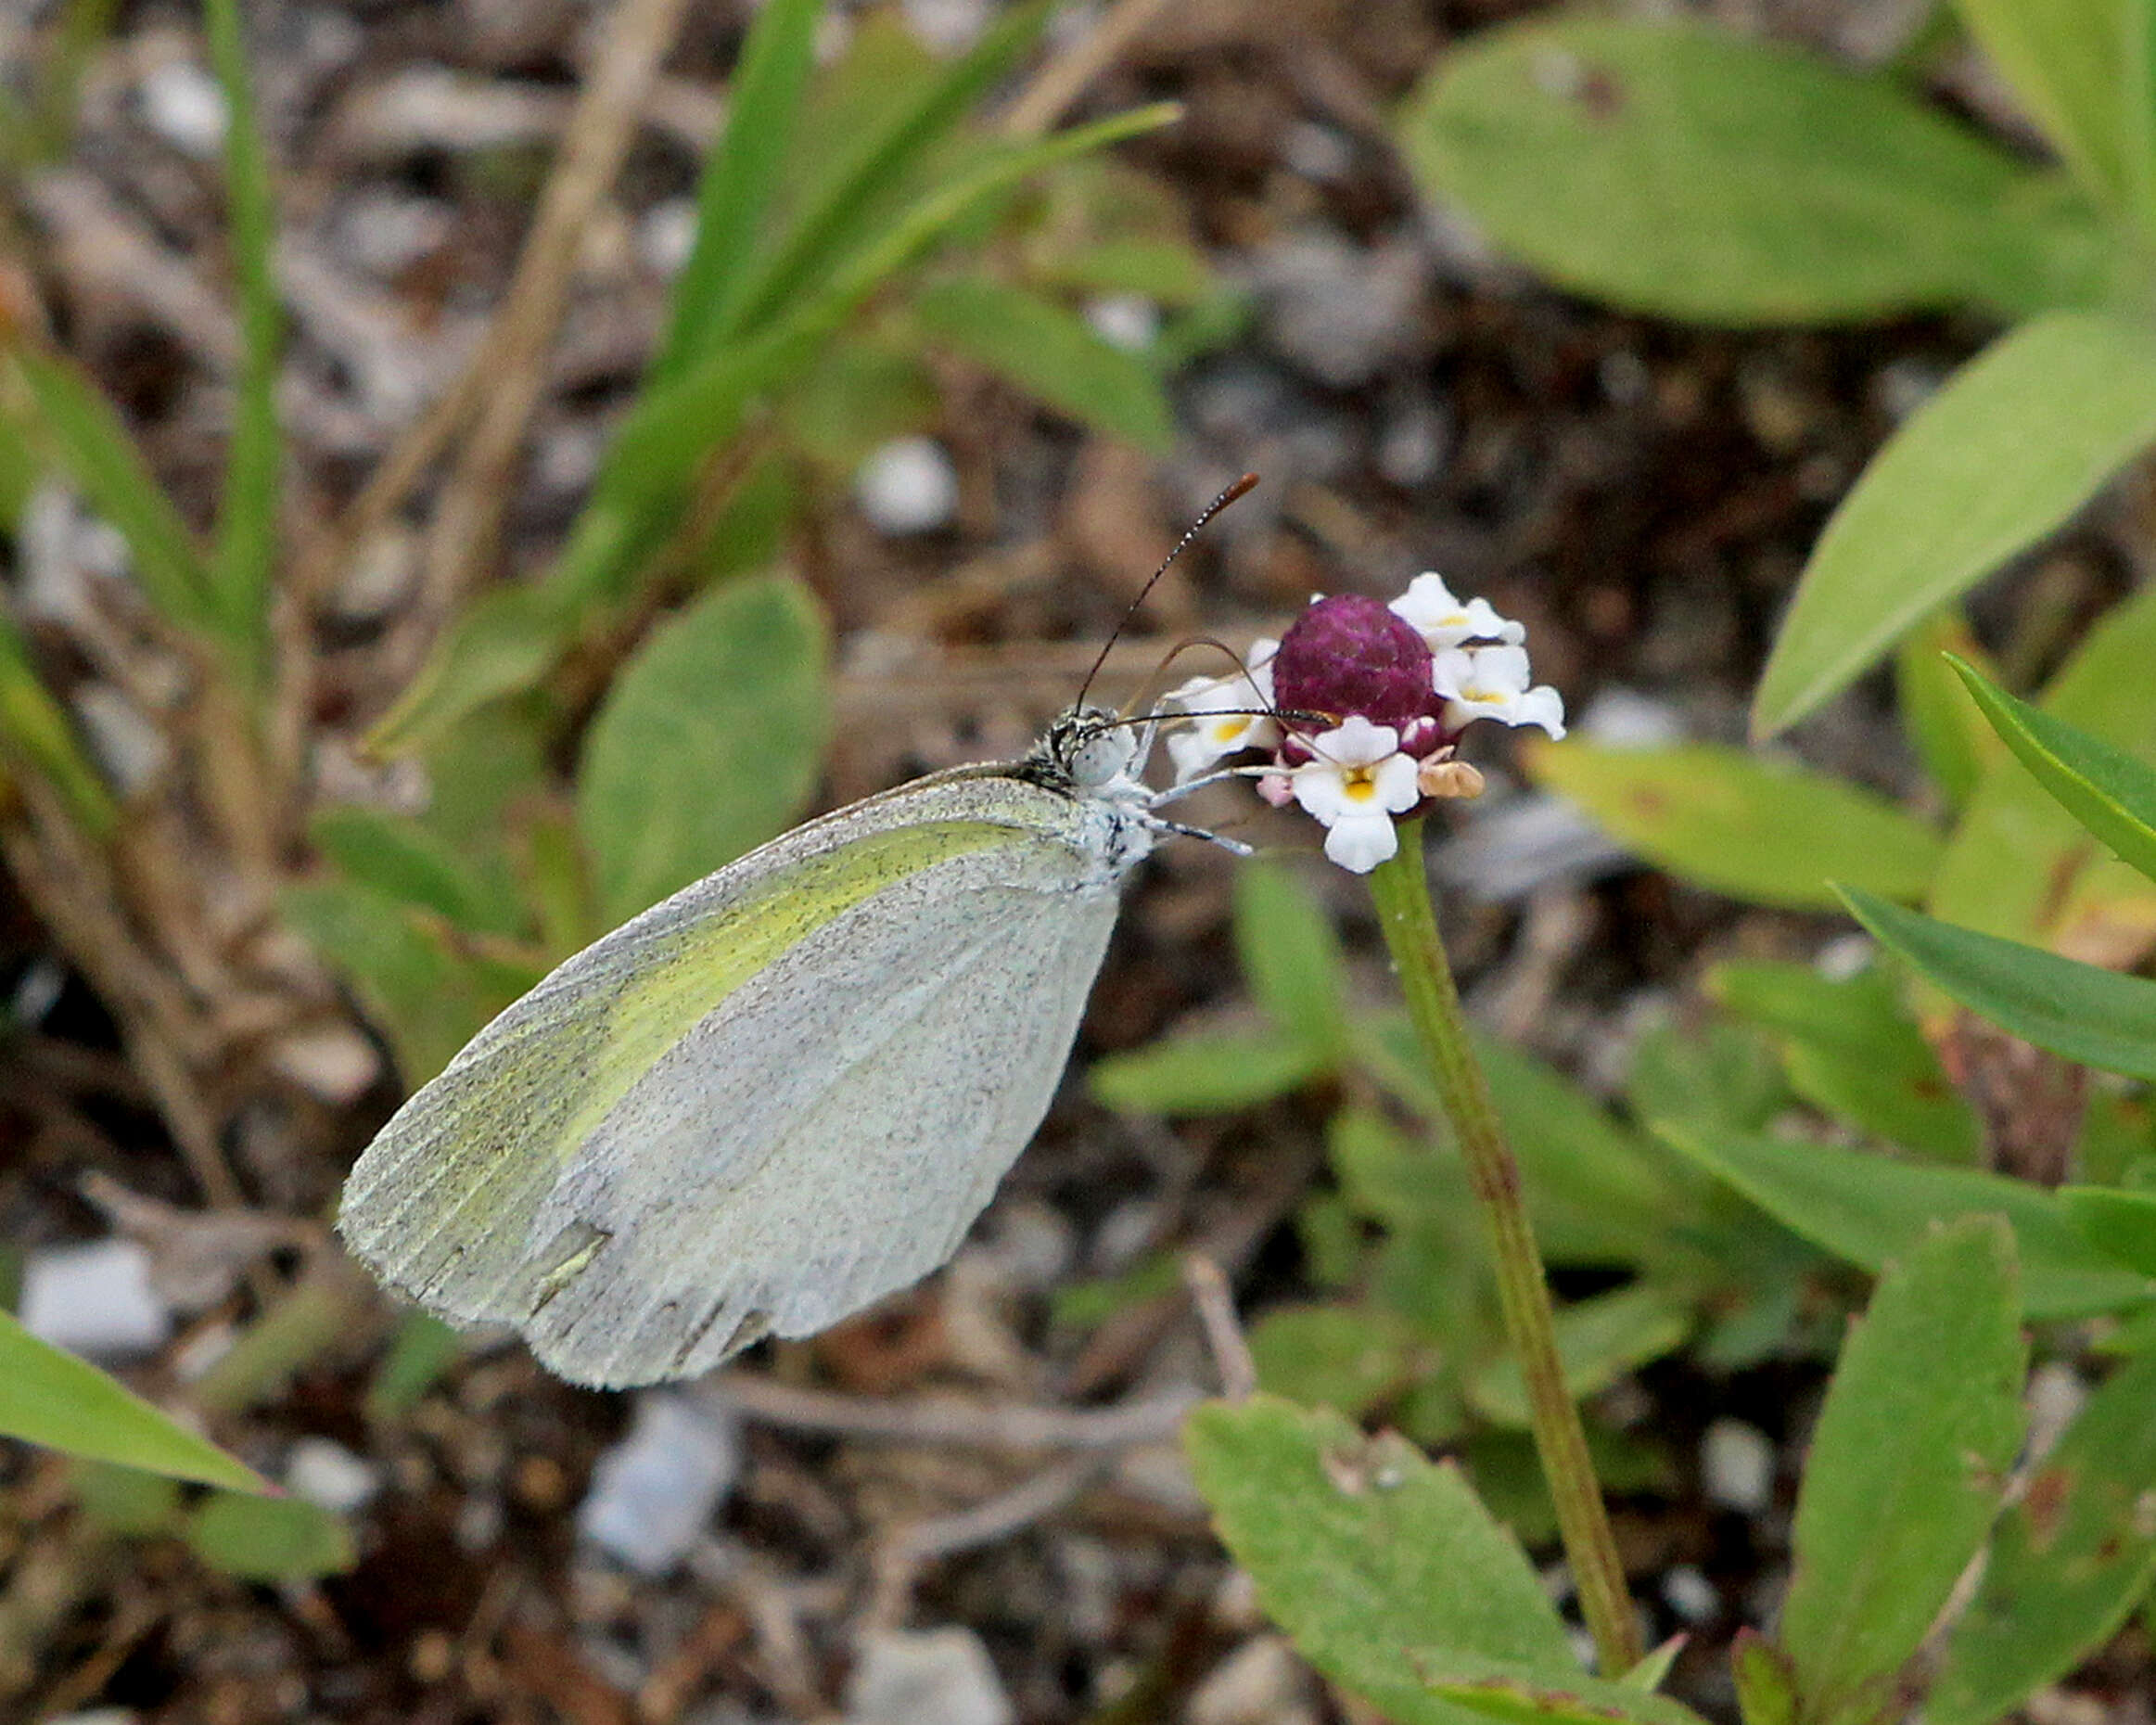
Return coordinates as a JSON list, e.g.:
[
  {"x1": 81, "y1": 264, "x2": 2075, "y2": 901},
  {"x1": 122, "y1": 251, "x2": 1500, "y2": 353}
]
[{"x1": 1067, "y1": 727, "x2": 1136, "y2": 788}]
